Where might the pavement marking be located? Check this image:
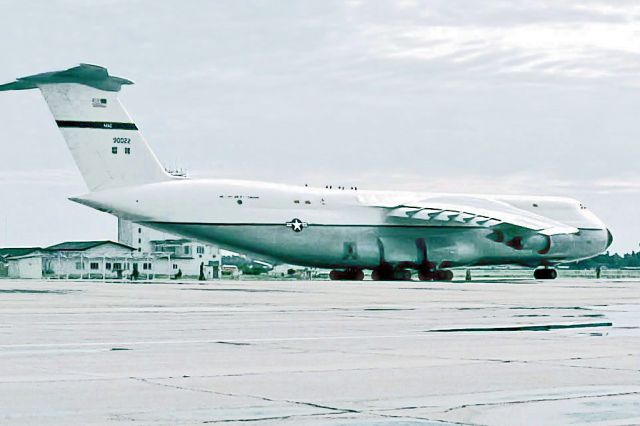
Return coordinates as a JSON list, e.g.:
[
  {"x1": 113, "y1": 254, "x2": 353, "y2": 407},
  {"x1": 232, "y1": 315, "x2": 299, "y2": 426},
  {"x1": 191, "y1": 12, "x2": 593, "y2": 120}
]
[{"x1": 0, "y1": 323, "x2": 609, "y2": 350}]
